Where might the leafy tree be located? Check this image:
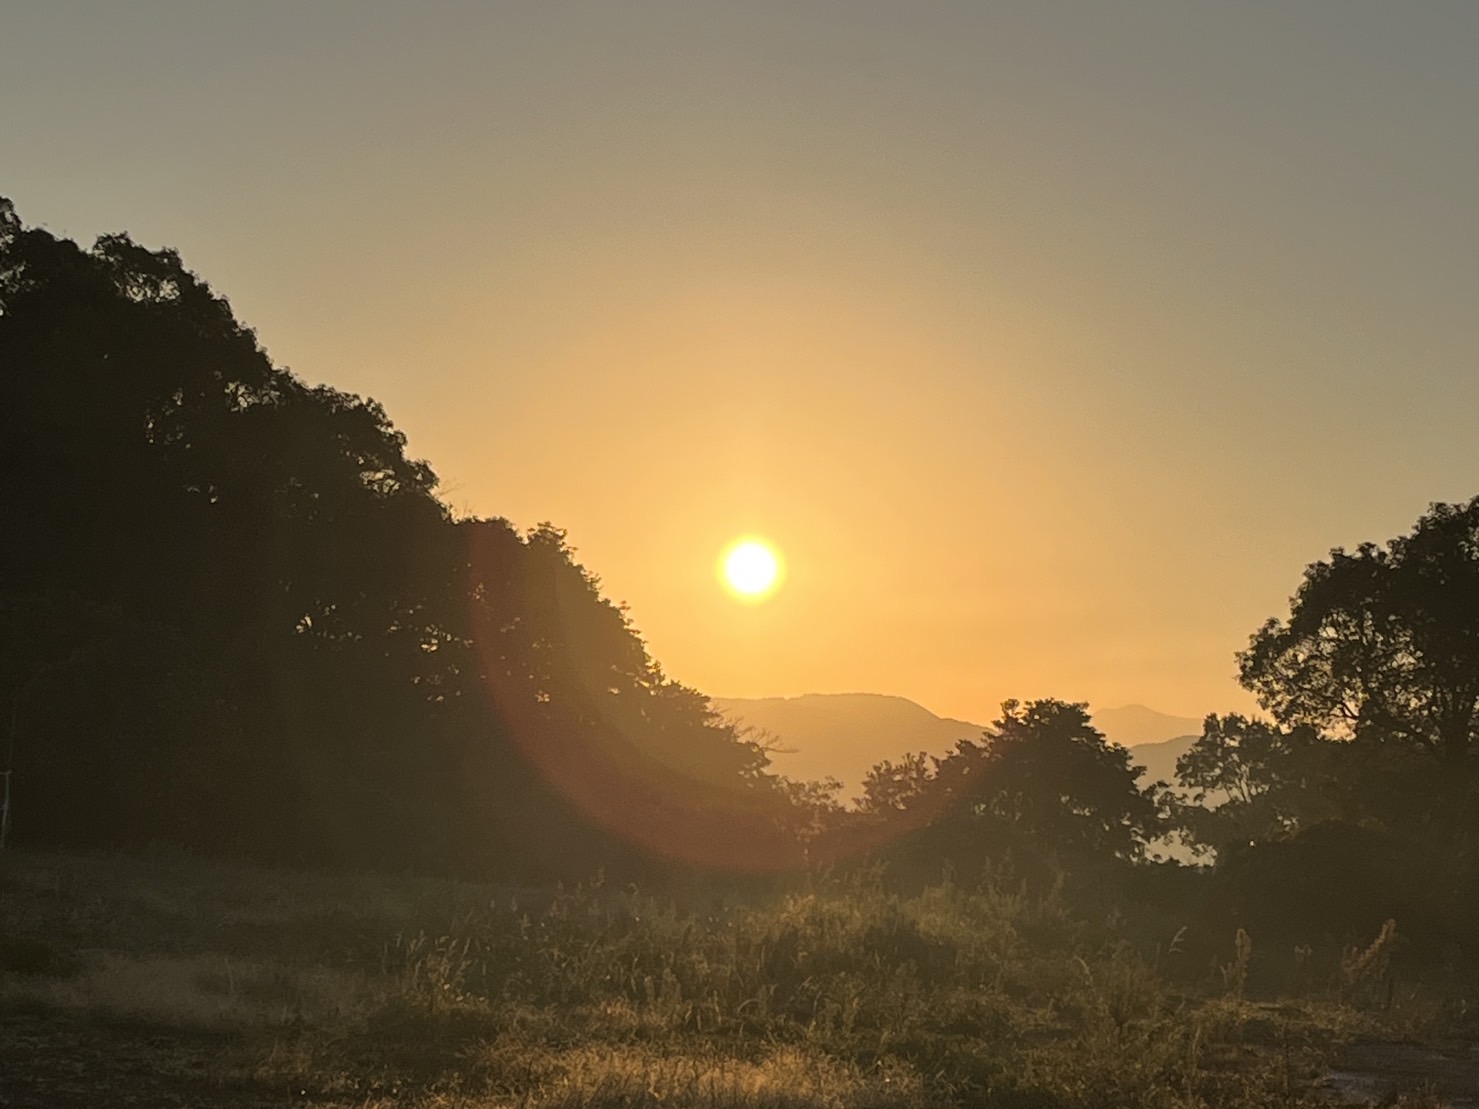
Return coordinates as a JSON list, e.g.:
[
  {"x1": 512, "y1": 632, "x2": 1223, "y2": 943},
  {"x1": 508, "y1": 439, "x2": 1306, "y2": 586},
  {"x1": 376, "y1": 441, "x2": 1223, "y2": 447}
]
[
  {"x1": 961, "y1": 699, "x2": 1161, "y2": 861},
  {"x1": 842, "y1": 700, "x2": 1162, "y2": 890},
  {"x1": 1236, "y1": 497, "x2": 1479, "y2": 849},
  {"x1": 1240, "y1": 498, "x2": 1479, "y2": 768},
  {"x1": 1172, "y1": 713, "x2": 1332, "y2": 850},
  {"x1": 1196, "y1": 499, "x2": 1479, "y2": 944},
  {"x1": 0, "y1": 196, "x2": 459, "y2": 859},
  {"x1": 856, "y1": 751, "x2": 934, "y2": 815},
  {"x1": 0, "y1": 196, "x2": 792, "y2": 880}
]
